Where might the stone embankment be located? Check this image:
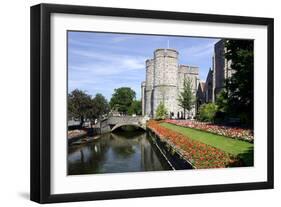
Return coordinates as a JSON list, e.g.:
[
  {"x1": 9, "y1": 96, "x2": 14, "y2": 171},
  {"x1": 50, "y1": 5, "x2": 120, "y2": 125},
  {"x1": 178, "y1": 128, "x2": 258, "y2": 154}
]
[
  {"x1": 68, "y1": 129, "x2": 87, "y2": 144},
  {"x1": 147, "y1": 127, "x2": 194, "y2": 170}
]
